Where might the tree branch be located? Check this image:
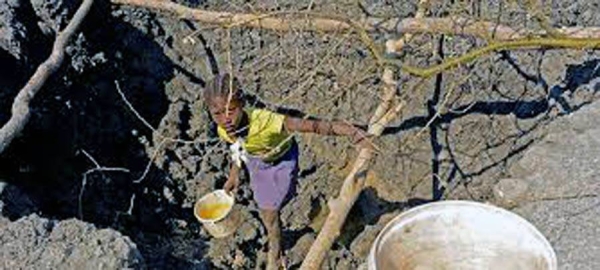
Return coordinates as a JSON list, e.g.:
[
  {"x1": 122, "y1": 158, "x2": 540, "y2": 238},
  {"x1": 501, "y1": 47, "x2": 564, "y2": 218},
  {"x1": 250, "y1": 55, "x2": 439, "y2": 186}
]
[
  {"x1": 399, "y1": 37, "x2": 600, "y2": 78},
  {"x1": 0, "y1": 0, "x2": 95, "y2": 154},
  {"x1": 371, "y1": 0, "x2": 428, "y2": 125},
  {"x1": 523, "y1": 0, "x2": 563, "y2": 38},
  {"x1": 109, "y1": 1, "x2": 600, "y2": 81},
  {"x1": 300, "y1": 0, "x2": 431, "y2": 266},
  {"x1": 386, "y1": 0, "x2": 430, "y2": 52},
  {"x1": 111, "y1": 0, "x2": 600, "y2": 41},
  {"x1": 396, "y1": 17, "x2": 600, "y2": 40},
  {"x1": 111, "y1": 0, "x2": 374, "y2": 32}
]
